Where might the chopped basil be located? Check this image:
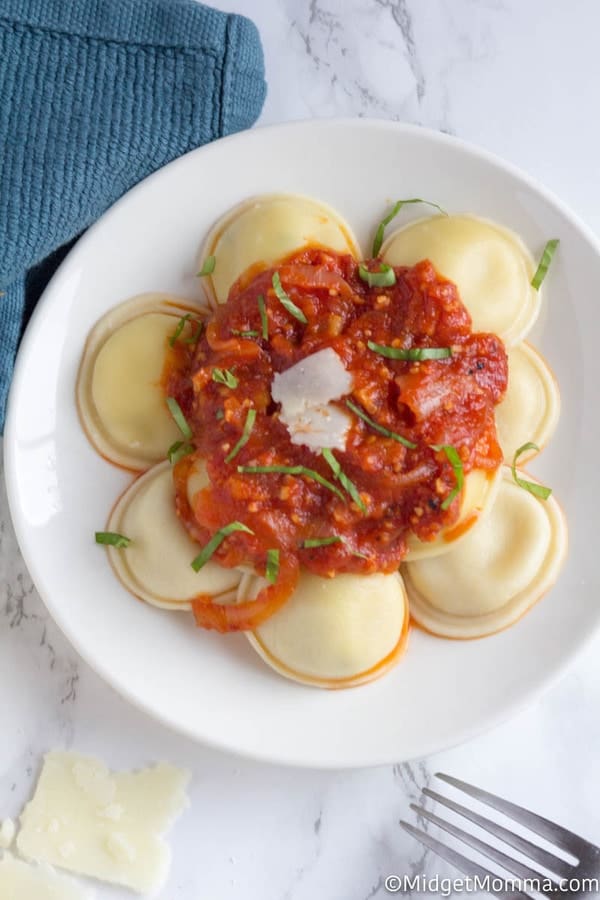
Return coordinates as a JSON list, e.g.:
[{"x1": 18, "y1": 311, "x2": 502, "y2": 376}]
[
  {"x1": 358, "y1": 263, "x2": 396, "y2": 288},
  {"x1": 169, "y1": 313, "x2": 191, "y2": 347},
  {"x1": 212, "y1": 368, "x2": 238, "y2": 389},
  {"x1": 266, "y1": 548, "x2": 280, "y2": 583},
  {"x1": 182, "y1": 319, "x2": 204, "y2": 344},
  {"x1": 169, "y1": 313, "x2": 204, "y2": 346},
  {"x1": 367, "y1": 341, "x2": 452, "y2": 361},
  {"x1": 301, "y1": 535, "x2": 368, "y2": 559},
  {"x1": 512, "y1": 442, "x2": 552, "y2": 500},
  {"x1": 191, "y1": 521, "x2": 253, "y2": 571},
  {"x1": 272, "y1": 272, "x2": 307, "y2": 324},
  {"x1": 346, "y1": 398, "x2": 416, "y2": 449},
  {"x1": 167, "y1": 439, "x2": 194, "y2": 464},
  {"x1": 352, "y1": 549, "x2": 370, "y2": 560},
  {"x1": 258, "y1": 294, "x2": 269, "y2": 339},
  {"x1": 321, "y1": 448, "x2": 367, "y2": 512},
  {"x1": 237, "y1": 464, "x2": 345, "y2": 502},
  {"x1": 166, "y1": 396, "x2": 193, "y2": 440},
  {"x1": 225, "y1": 408, "x2": 256, "y2": 463},
  {"x1": 216, "y1": 409, "x2": 225, "y2": 420},
  {"x1": 197, "y1": 255, "x2": 216, "y2": 277},
  {"x1": 231, "y1": 329, "x2": 259, "y2": 338},
  {"x1": 371, "y1": 198, "x2": 448, "y2": 256},
  {"x1": 302, "y1": 536, "x2": 343, "y2": 548},
  {"x1": 95, "y1": 531, "x2": 131, "y2": 548},
  {"x1": 431, "y1": 443, "x2": 464, "y2": 510},
  {"x1": 531, "y1": 239, "x2": 559, "y2": 290}
]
